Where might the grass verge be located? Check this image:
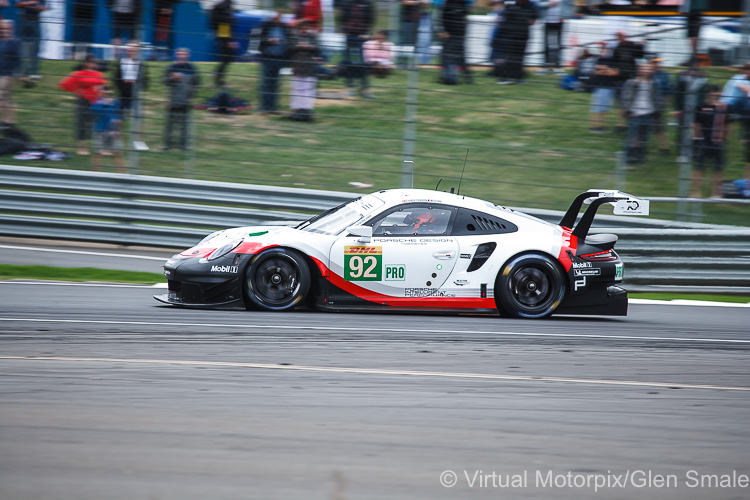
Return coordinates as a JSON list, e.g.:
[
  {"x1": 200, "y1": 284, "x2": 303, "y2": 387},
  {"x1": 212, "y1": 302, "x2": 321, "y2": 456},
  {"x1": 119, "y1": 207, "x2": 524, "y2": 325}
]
[{"x1": 0, "y1": 265, "x2": 164, "y2": 285}]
